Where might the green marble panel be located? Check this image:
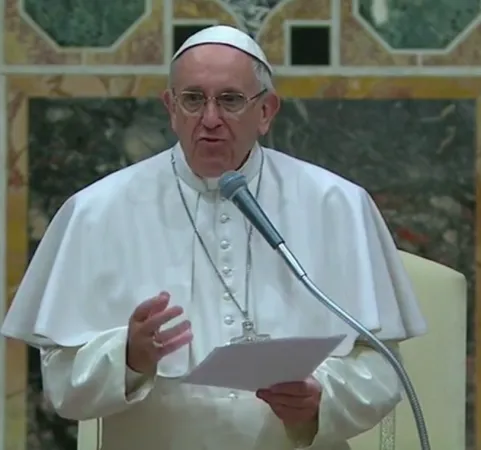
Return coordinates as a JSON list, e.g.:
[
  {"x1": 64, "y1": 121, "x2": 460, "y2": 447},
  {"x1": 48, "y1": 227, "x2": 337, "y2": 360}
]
[
  {"x1": 358, "y1": 0, "x2": 480, "y2": 49},
  {"x1": 23, "y1": 0, "x2": 146, "y2": 47}
]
